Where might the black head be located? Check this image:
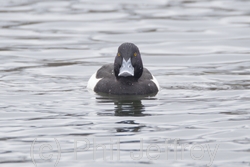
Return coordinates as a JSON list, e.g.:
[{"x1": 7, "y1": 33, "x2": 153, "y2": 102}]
[{"x1": 114, "y1": 43, "x2": 143, "y2": 79}]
